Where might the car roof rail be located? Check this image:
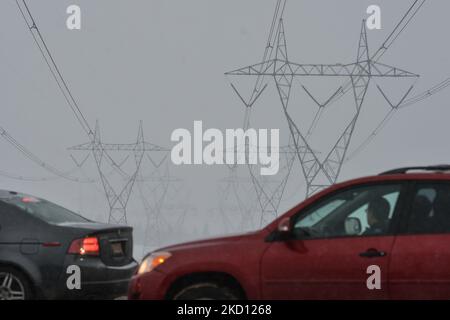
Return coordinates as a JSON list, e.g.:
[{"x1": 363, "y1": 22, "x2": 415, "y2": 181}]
[{"x1": 380, "y1": 165, "x2": 450, "y2": 175}]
